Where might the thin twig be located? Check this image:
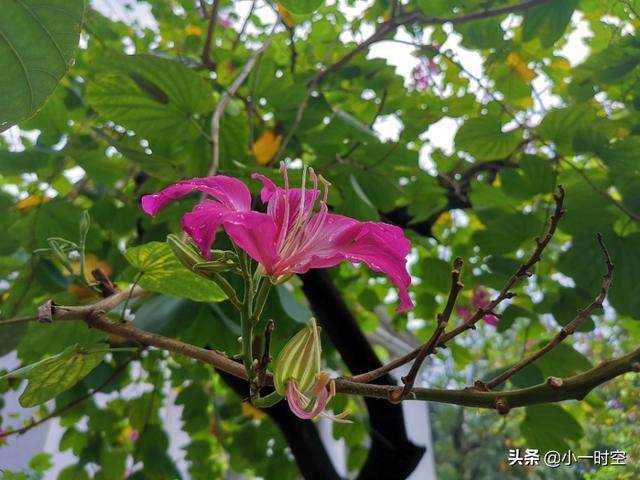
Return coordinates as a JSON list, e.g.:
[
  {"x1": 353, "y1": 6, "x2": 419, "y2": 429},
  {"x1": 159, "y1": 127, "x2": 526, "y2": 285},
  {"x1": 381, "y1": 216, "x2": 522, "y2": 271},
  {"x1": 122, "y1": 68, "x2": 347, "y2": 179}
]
[
  {"x1": 232, "y1": 0, "x2": 256, "y2": 51},
  {"x1": 257, "y1": 319, "x2": 275, "y2": 388},
  {"x1": 481, "y1": 234, "x2": 614, "y2": 390},
  {"x1": 0, "y1": 315, "x2": 38, "y2": 326},
  {"x1": 201, "y1": 0, "x2": 220, "y2": 69},
  {"x1": 389, "y1": 257, "x2": 464, "y2": 402},
  {"x1": 437, "y1": 185, "x2": 565, "y2": 344},
  {"x1": 209, "y1": 23, "x2": 277, "y2": 175}
]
